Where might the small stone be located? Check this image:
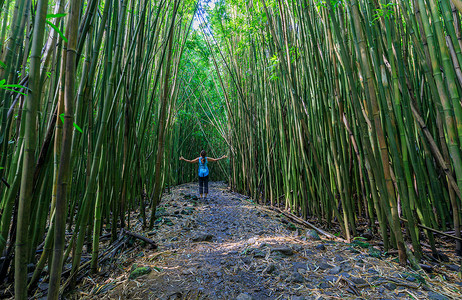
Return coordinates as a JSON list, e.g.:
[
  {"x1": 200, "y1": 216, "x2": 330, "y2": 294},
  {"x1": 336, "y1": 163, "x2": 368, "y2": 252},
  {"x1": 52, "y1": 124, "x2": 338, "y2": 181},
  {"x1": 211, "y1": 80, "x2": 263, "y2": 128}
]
[
  {"x1": 236, "y1": 293, "x2": 253, "y2": 300},
  {"x1": 292, "y1": 262, "x2": 307, "y2": 272},
  {"x1": 290, "y1": 272, "x2": 305, "y2": 283},
  {"x1": 272, "y1": 246, "x2": 294, "y2": 256},
  {"x1": 446, "y1": 264, "x2": 460, "y2": 272},
  {"x1": 241, "y1": 257, "x2": 251, "y2": 265},
  {"x1": 318, "y1": 262, "x2": 334, "y2": 270},
  {"x1": 316, "y1": 244, "x2": 326, "y2": 251},
  {"x1": 329, "y1": 266, "x2": 341, "y2": 274},
  {"x1": 420, "y1": 264, "x2": 433, "y2": 273},
  {"x1": 427, "y1": 292, "x2": 449, "y2": 300},
  {"x1": 129, "y1": 266, "x2": 151, "y2": 279},
  {"x1": 324, "y1": 275, "x2": 338, "y2": 282},
  {"x1": 265, "y1": 264, "x2": 277, "y2": 274},
  {"x1": 341, "y1": 265, "x2": 353, "y2": 272},
  {"x1": 334, "y1": 254, "x2": 345, "y2": 262},
  {"x1": 339, "y1": 272, "x2": 351, "y2": 278},
  {"x1": 253, "y1": 250, "x2": 265, "y2": 258},
  {"x1": 350, "y1": 277, "x2": 366, "y2": 285},
  {"x1": 435, "y1": 252, "x2": 450, "y2": 262},
  {"x1": 384, "y1": 283, "x2": 396, "y2": 291},
  {"x1": 306, "y1": 229, "x2": 321, "y2": 241},
  {"x1": 367, "y1": 268, "x2": 378, "y2": 274},
  {"x1": 192, "y1": 232, "x2": 214, "y2": 242},
  {"x1": 400, "y1": 273, "x2": 416, "y2": 282},
  {"x1": 292, "y1": 244, "x2": 303, "y2": 252},
  {"x1": 247, "y1": 237, "x2": 257, "y2": 244},
  {"x1": 286, "y1": 222, "x2": 297, "y2": 231},
  {"x1": 318, "y1": 281, "x2": 330, "y2": 289}
]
